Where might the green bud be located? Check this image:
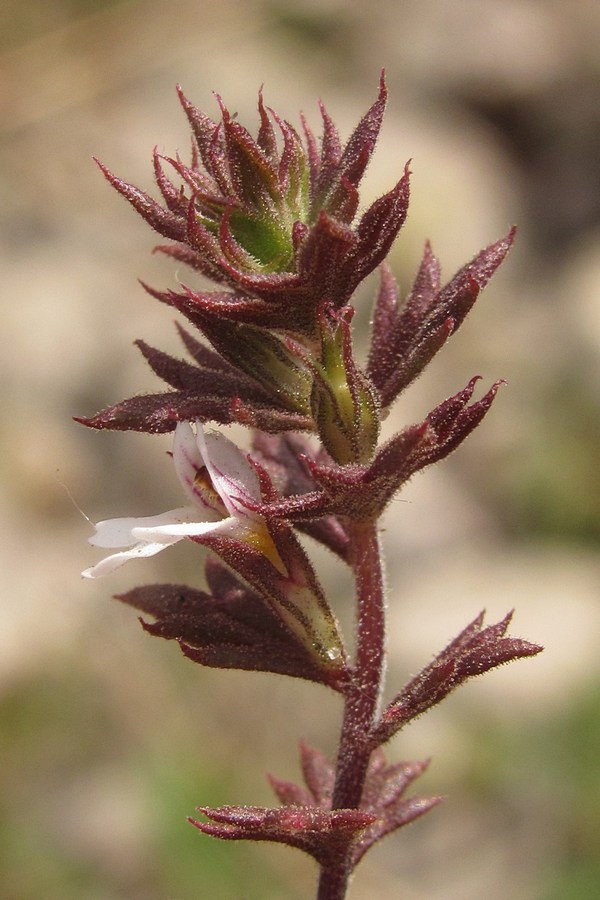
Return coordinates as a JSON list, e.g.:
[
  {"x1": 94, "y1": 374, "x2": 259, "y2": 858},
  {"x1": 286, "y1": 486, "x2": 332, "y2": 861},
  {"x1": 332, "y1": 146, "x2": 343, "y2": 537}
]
[{"x1": 309, "y1": 305, "x2": 380, "y2": 465}]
